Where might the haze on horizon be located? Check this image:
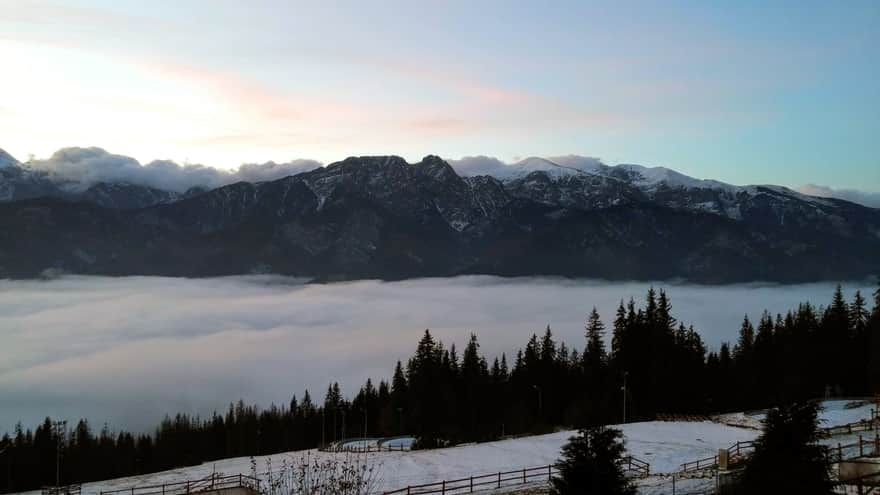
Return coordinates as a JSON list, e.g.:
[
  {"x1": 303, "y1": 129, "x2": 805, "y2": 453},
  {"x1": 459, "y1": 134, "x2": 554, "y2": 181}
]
[{"x1": 1, "y1": 0, "x2": 878, "y2": 195}]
